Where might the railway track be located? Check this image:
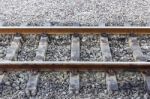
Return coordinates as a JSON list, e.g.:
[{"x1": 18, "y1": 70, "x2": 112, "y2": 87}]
[
  {"x1": 0, "y1": 26, "x2": 149, "y2": 69},
  {"x1": 0, "y1": 24, "x2": 150, "y2": 98}
]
